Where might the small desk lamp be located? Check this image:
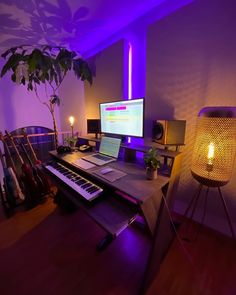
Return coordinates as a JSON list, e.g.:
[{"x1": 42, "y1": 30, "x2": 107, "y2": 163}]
[
  {"x1": 68, "y1": 116, "x2": 75, "y2": 137},
  {"x1": 185, "y1": 106, "x2": 236, "y2": 239}
]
